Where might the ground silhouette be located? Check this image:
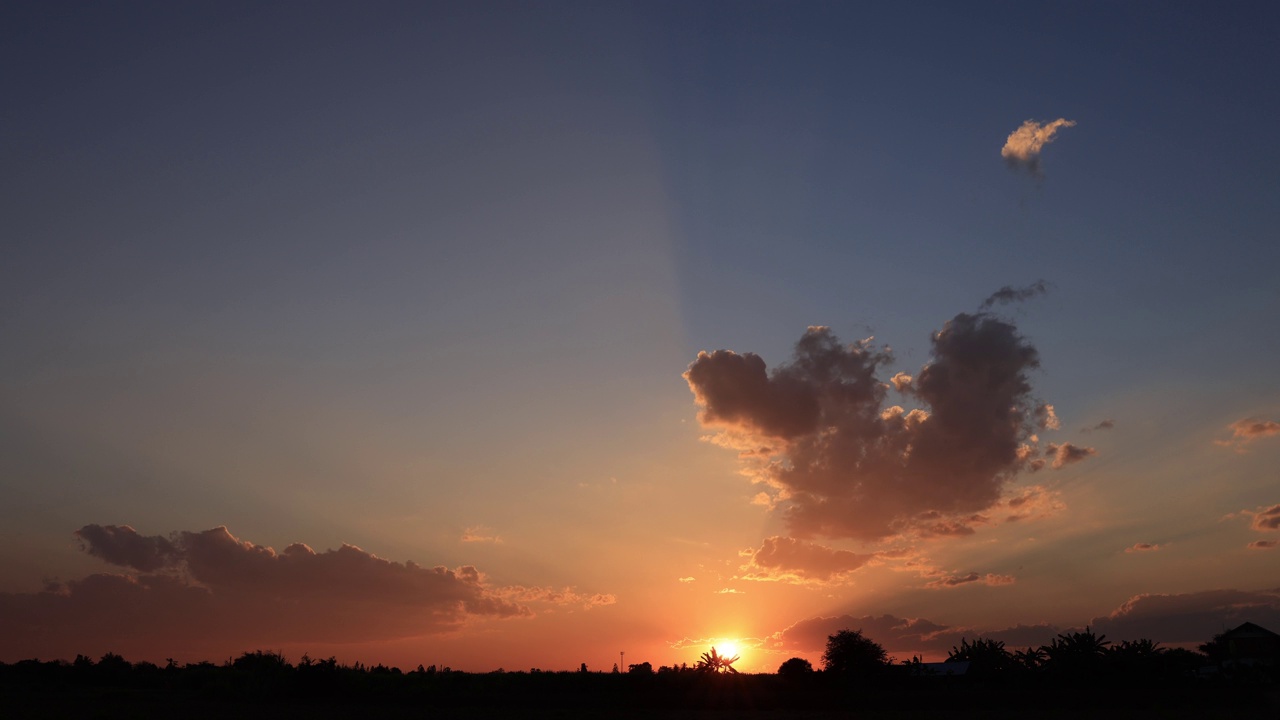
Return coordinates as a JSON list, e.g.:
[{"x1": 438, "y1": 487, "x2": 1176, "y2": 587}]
[{"x1": 3, "y1": 626, "x2": 1278, "y2": 719}]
